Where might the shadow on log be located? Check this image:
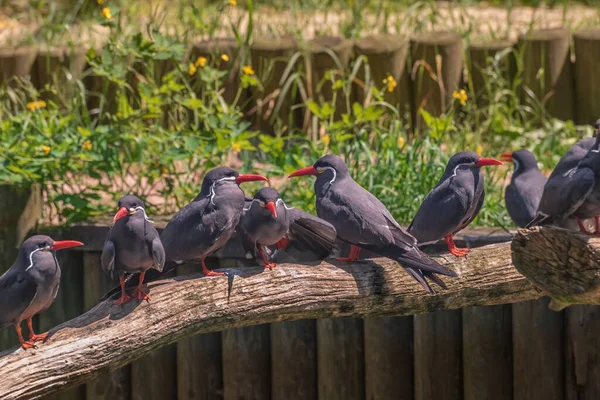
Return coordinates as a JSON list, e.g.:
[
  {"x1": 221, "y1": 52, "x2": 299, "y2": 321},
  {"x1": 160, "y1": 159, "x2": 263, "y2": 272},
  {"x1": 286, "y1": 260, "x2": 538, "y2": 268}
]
[{"x1": 573, "y1": 28, "x2": 600, "y2": 126}]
